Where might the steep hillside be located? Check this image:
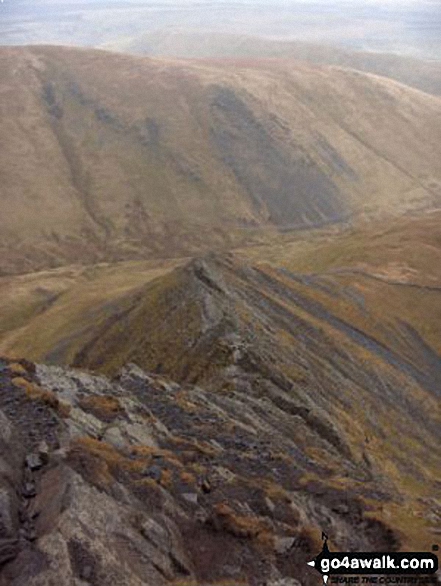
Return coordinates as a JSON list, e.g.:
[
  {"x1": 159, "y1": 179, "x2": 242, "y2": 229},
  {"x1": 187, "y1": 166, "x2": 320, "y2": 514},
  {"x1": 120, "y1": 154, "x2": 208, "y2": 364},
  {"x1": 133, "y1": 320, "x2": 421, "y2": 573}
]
[
  {"x1": 0, "y1": 280, "x2": 439, "y2": 586},
  {"x1": 1, "y1": 46, "x2": 440, "y2": 274},
  {"x1": 108, "y1": 30, "x2": 441, "y2": 97},
  {"x1": 1, "y1": 214, "x2": 440, "y2": 561},
  {"x1": 2, "y1": 211, "x2": 440, "y2": 366},
  {"x1": 1, "y1": 355, "x2": 437, "y2": 586}
]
